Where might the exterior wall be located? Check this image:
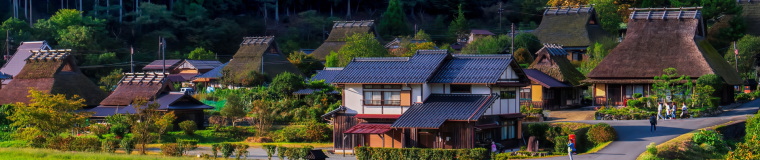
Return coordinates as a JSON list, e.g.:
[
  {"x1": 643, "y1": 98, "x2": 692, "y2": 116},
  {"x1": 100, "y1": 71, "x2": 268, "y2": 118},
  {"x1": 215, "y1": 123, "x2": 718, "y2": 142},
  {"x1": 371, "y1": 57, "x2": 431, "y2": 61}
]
[
  {"x1": 430, "y1": 84, "x2": 444, "y2": 94},
  {"x1": 486, "y1": 87, "x2": 520, "y2": 115},
  {"x1": 501, "y1": 66, "x2": 520, "y2": 80},
  {"x1": 343, "y1": 84, "x2": 418, "y2": 114},
  {"x1": 332, "y1": 114, "x2": 362, "y2": 151},
  {"x1": 531, "y1": 84, "x2": 543, "y2": 102},
  {"x1": 422, "y1": 83, "x2": 431, "y2": 102},
  {"x1": 471, "y1": 85, "x2": 491, "y2": 94},
  {"x1": 411, "y1": 84, "x2": 422, "y2": 103},
  {"x1": 343, "y1": 84, "x2": 363, "y2": 114},
  {"x1": 366, "y1": 130, "x2": 403, "y2": 148},
  {"x1": 179, "y1": 69, "x2": 199, "y2": 74}
]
